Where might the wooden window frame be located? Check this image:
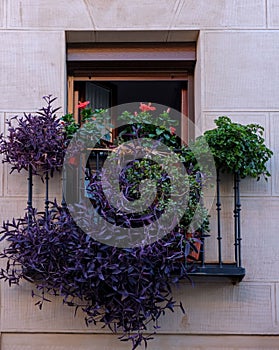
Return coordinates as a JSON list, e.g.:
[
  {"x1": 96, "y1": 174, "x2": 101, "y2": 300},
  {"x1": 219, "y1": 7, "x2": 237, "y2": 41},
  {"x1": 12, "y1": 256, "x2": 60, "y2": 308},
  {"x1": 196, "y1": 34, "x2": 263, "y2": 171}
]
[{"x1": 67, "y1": 42, "x2": 196, "y2": 143}]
